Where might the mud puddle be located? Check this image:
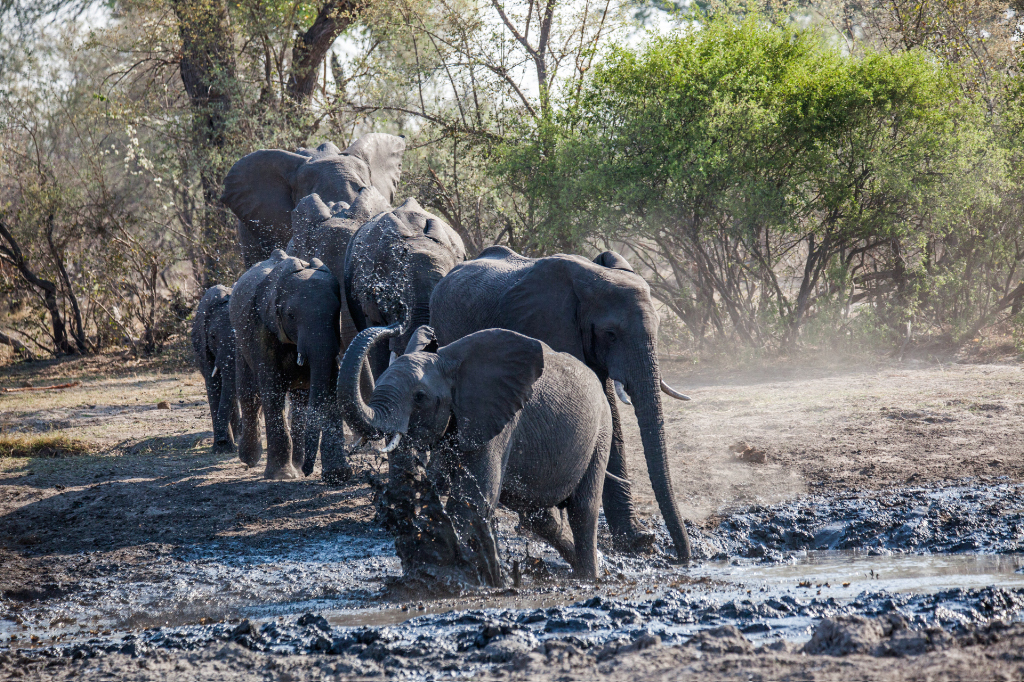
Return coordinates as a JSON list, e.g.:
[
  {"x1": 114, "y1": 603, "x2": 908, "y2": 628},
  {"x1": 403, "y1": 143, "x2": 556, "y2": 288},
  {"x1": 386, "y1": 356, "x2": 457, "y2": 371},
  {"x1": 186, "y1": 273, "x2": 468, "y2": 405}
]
[{"x1": 4, "y1": 479, "x2": 1024, "y2": 678}]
